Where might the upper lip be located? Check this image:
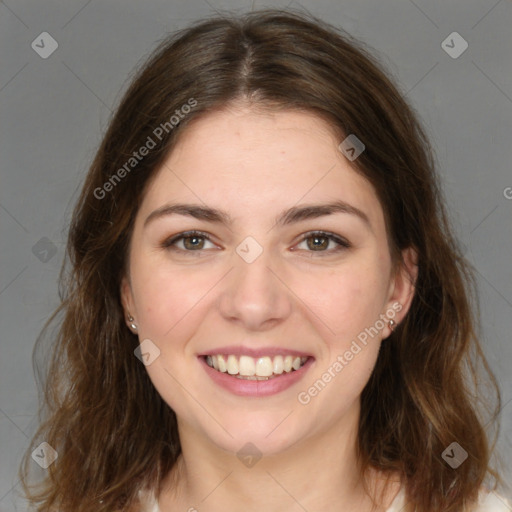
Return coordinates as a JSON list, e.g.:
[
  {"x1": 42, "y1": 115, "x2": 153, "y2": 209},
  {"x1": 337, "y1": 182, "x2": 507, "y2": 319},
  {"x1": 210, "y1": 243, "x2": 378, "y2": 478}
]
[{"x1": 198, "y1": 346, "x2": 313, "y2": 359}]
